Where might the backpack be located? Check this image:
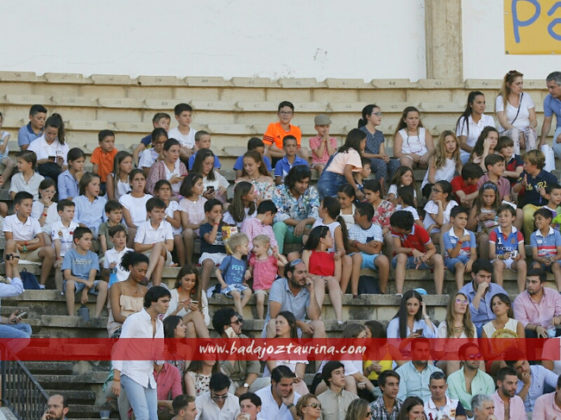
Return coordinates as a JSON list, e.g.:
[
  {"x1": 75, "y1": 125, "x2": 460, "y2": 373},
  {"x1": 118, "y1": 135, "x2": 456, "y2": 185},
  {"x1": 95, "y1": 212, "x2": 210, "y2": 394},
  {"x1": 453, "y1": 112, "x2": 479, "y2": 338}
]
[{"x1": 20, "y1": 270, "x2": 40, "y2": 290}]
